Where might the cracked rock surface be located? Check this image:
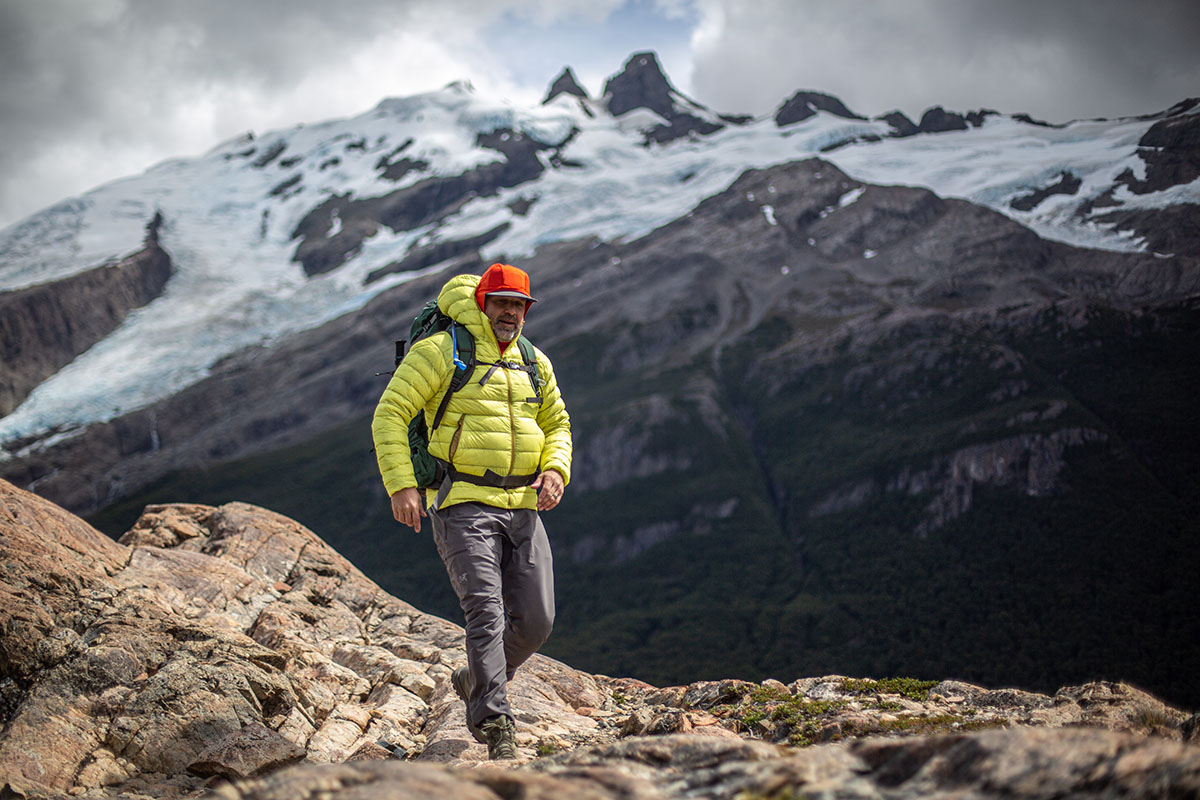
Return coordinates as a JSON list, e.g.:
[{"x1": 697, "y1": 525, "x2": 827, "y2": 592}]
[{"x1": 1, "y1": 478, "x2": 1197, "y2": 799}]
